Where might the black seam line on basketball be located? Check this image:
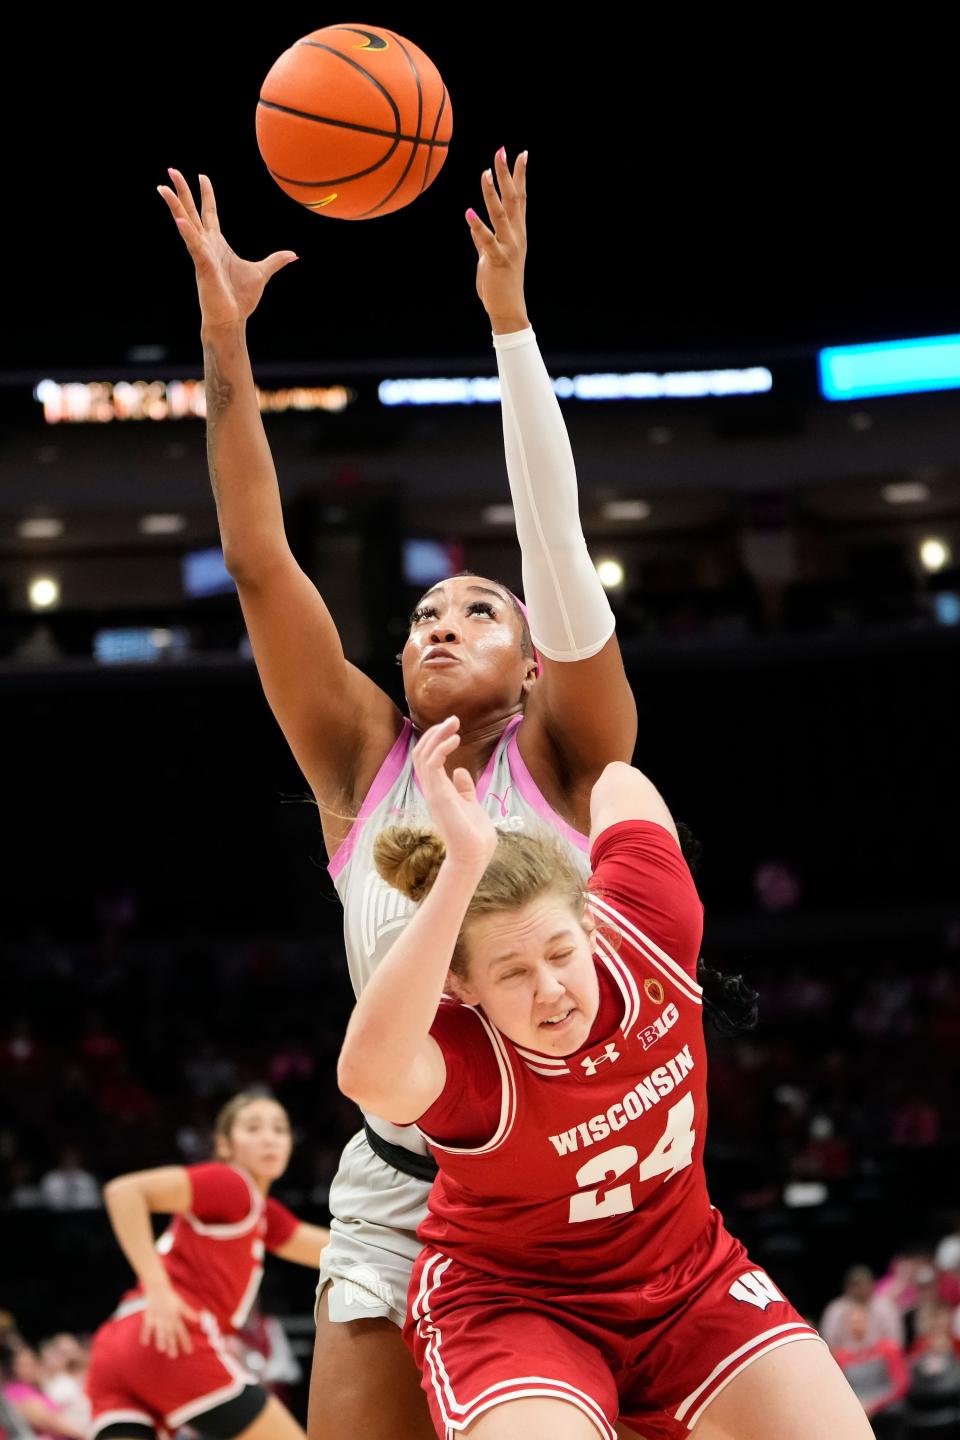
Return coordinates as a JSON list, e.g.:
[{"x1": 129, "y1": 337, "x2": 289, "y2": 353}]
[
  {"x1": 293, "y1": 41, "x2": 401, "y2": 134},
  {"x1": 421, "y1": 85, "x2": 448, "y2": 194},
  {"x1": 355, "y1": 30, "x2": 424, "y2": 219},
  {"x1": 256, "y1": 100, "x2": 449, "y2": 150},
  {"x1": 269, "y1": 137, "x2": 400, "y2": 187},
  {"x1": 331, "y1": 26, "x2": 388, "y2": 50}
]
